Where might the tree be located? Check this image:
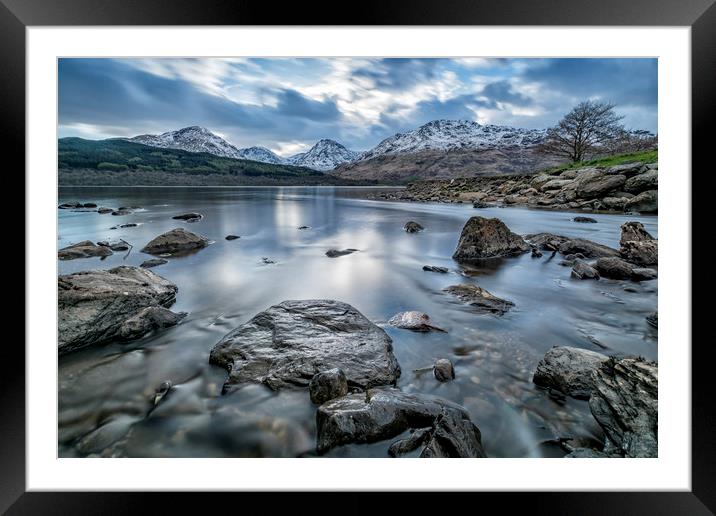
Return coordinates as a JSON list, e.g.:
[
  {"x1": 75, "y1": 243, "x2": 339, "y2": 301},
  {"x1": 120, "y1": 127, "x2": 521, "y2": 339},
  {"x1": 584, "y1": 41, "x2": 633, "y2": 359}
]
[{"x1": 539, "y1": 101, "x2": 625, "y2": 162}]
